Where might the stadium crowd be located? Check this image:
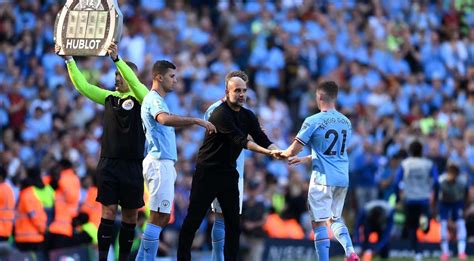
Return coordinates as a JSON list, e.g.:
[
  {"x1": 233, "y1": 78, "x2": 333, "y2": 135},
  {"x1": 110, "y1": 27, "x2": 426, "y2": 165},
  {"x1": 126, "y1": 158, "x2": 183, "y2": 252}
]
[{"x1": 1, "y1": 0, "x2": 474, "y2": 259}]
